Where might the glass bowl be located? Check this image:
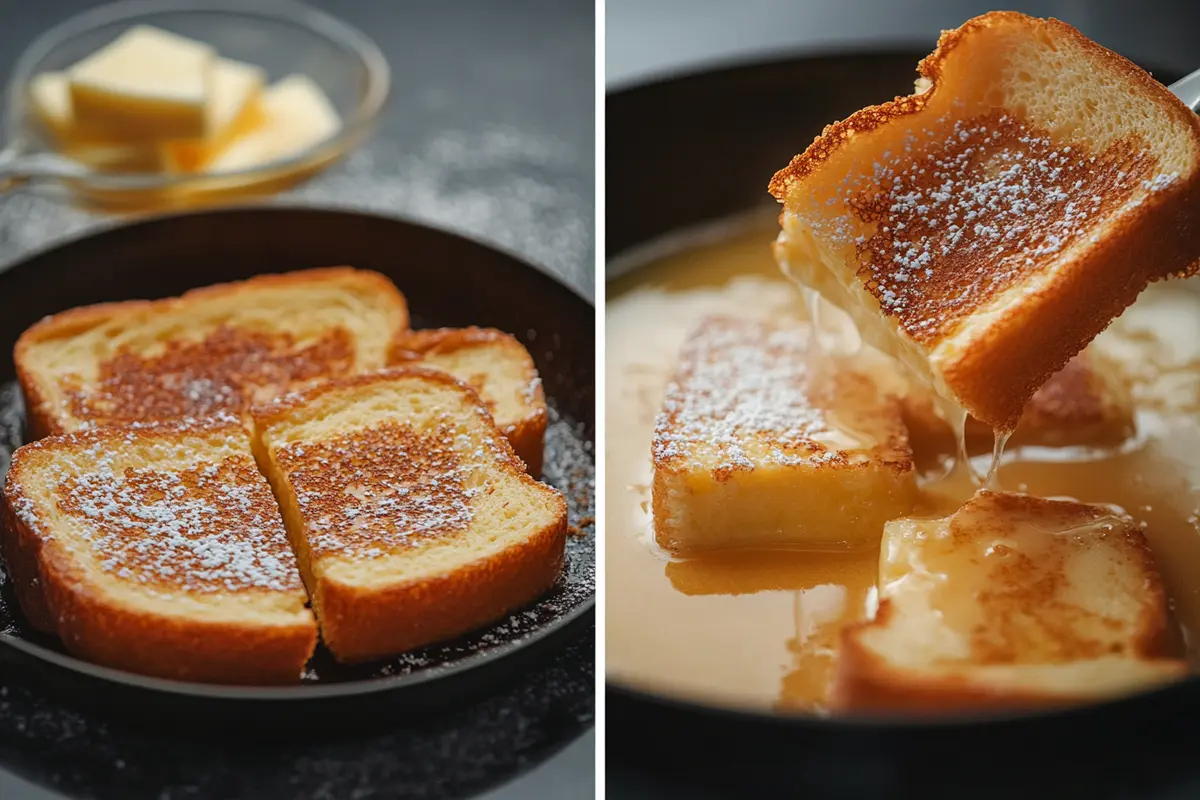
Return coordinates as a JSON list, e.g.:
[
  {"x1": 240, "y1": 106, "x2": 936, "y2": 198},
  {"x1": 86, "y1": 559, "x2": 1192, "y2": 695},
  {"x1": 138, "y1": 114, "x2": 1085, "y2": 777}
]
[{"x1": 0, "y1": 0, "x2": 390, "y2": 211}]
